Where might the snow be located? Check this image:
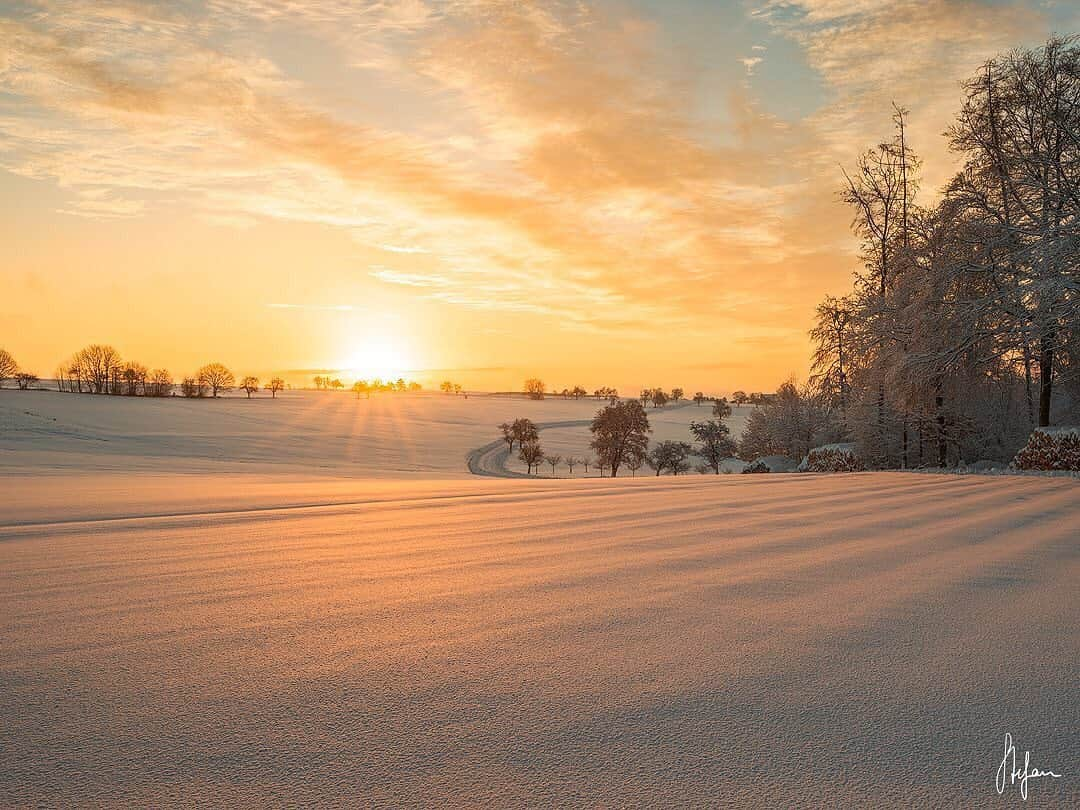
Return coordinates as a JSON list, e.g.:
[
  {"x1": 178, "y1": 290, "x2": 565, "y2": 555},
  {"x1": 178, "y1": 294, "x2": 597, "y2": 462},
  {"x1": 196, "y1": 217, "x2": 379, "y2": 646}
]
[
  {"x1": 1035, "y1": 425, "x2": 1079, "y2": 437},
  {"x1": 0, "y1": 390, "x2": 750, "y2": 480},
  {"x1": 2, "y1": 390, "x2": 1078, "y2": 805},
  {"x1": 750, "y1": 454, "x2": 799, "y2": 473}
]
